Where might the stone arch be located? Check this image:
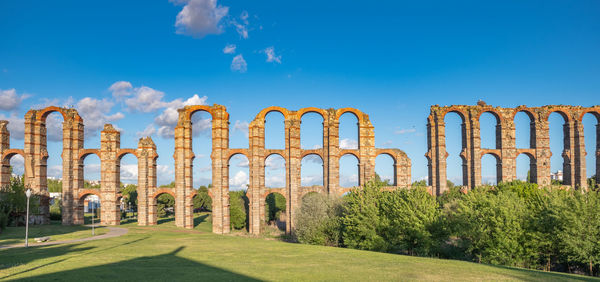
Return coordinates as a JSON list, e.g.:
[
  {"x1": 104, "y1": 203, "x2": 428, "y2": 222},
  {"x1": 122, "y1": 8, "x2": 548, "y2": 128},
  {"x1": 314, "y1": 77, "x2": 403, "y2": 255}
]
[
  {"x1": 338, "y1": 149, "x2": 359, "y2": 159},
  {"x1": 264, "y1": 191, "x2": 286, "y2": 231},
  {"x1": 299, "y1": 109, "x2": 325, "y2": 149},
  {"x1": 516, "y1": 152, "x2": 536, "y2": 183},
  {"x1": 476, "y1": 109, "x2": 503, "y2": 124},
  {"x1": 300, "y1": 150, "x2": 323, "y2": 160},
  {"x1": 227, "y1": 149, "x2": 249, "y2": 162},
  {"x1": 301, "y1": 153, "x2": 324, "y2": 187},
  {"x1": 339, "y1": 153, "x2": 360, "y2": 187},
  {"x1": 265, "y1": 154, "x2": 286, "y2": 189},
  {"x1": 149, "y1": 189, "x2": 176, "y2": 225},
  {"x1": 481, "y1": 152, "x2": 501, "y2": 185},
  {"x1": 375, "y1": 152, "x2": 396, "y2": 186},
  {"x1": 116, "y1": 149, "x2": 138, "y2": 161},
  {"x1": 1, "y1": 148, "x2": 25, "y2": 163},
  {"x1": 35, "y1": 106, "x2": 73, "y2": 123},
  {"x1": 441, "y1": 108, "x2": 468, "y2": 123},
  {"x1": 183, "y1": 105, "x2": 216, "y2": 122},
  {"x1": 255, "y1": 106, "x2": 291, "y2": 121},
  {"x1": 578, "y1": 109, "x2": 600, "y2": 123},
  {"x1": 76, "y1": 189, "x2": 101, "y2": 225},
  {"x1": 335, "y1": 108, "x2": 364, "y2": 123},
  {"x1": 545, "y1": 108, "x2": 571, "y2": 122}
]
